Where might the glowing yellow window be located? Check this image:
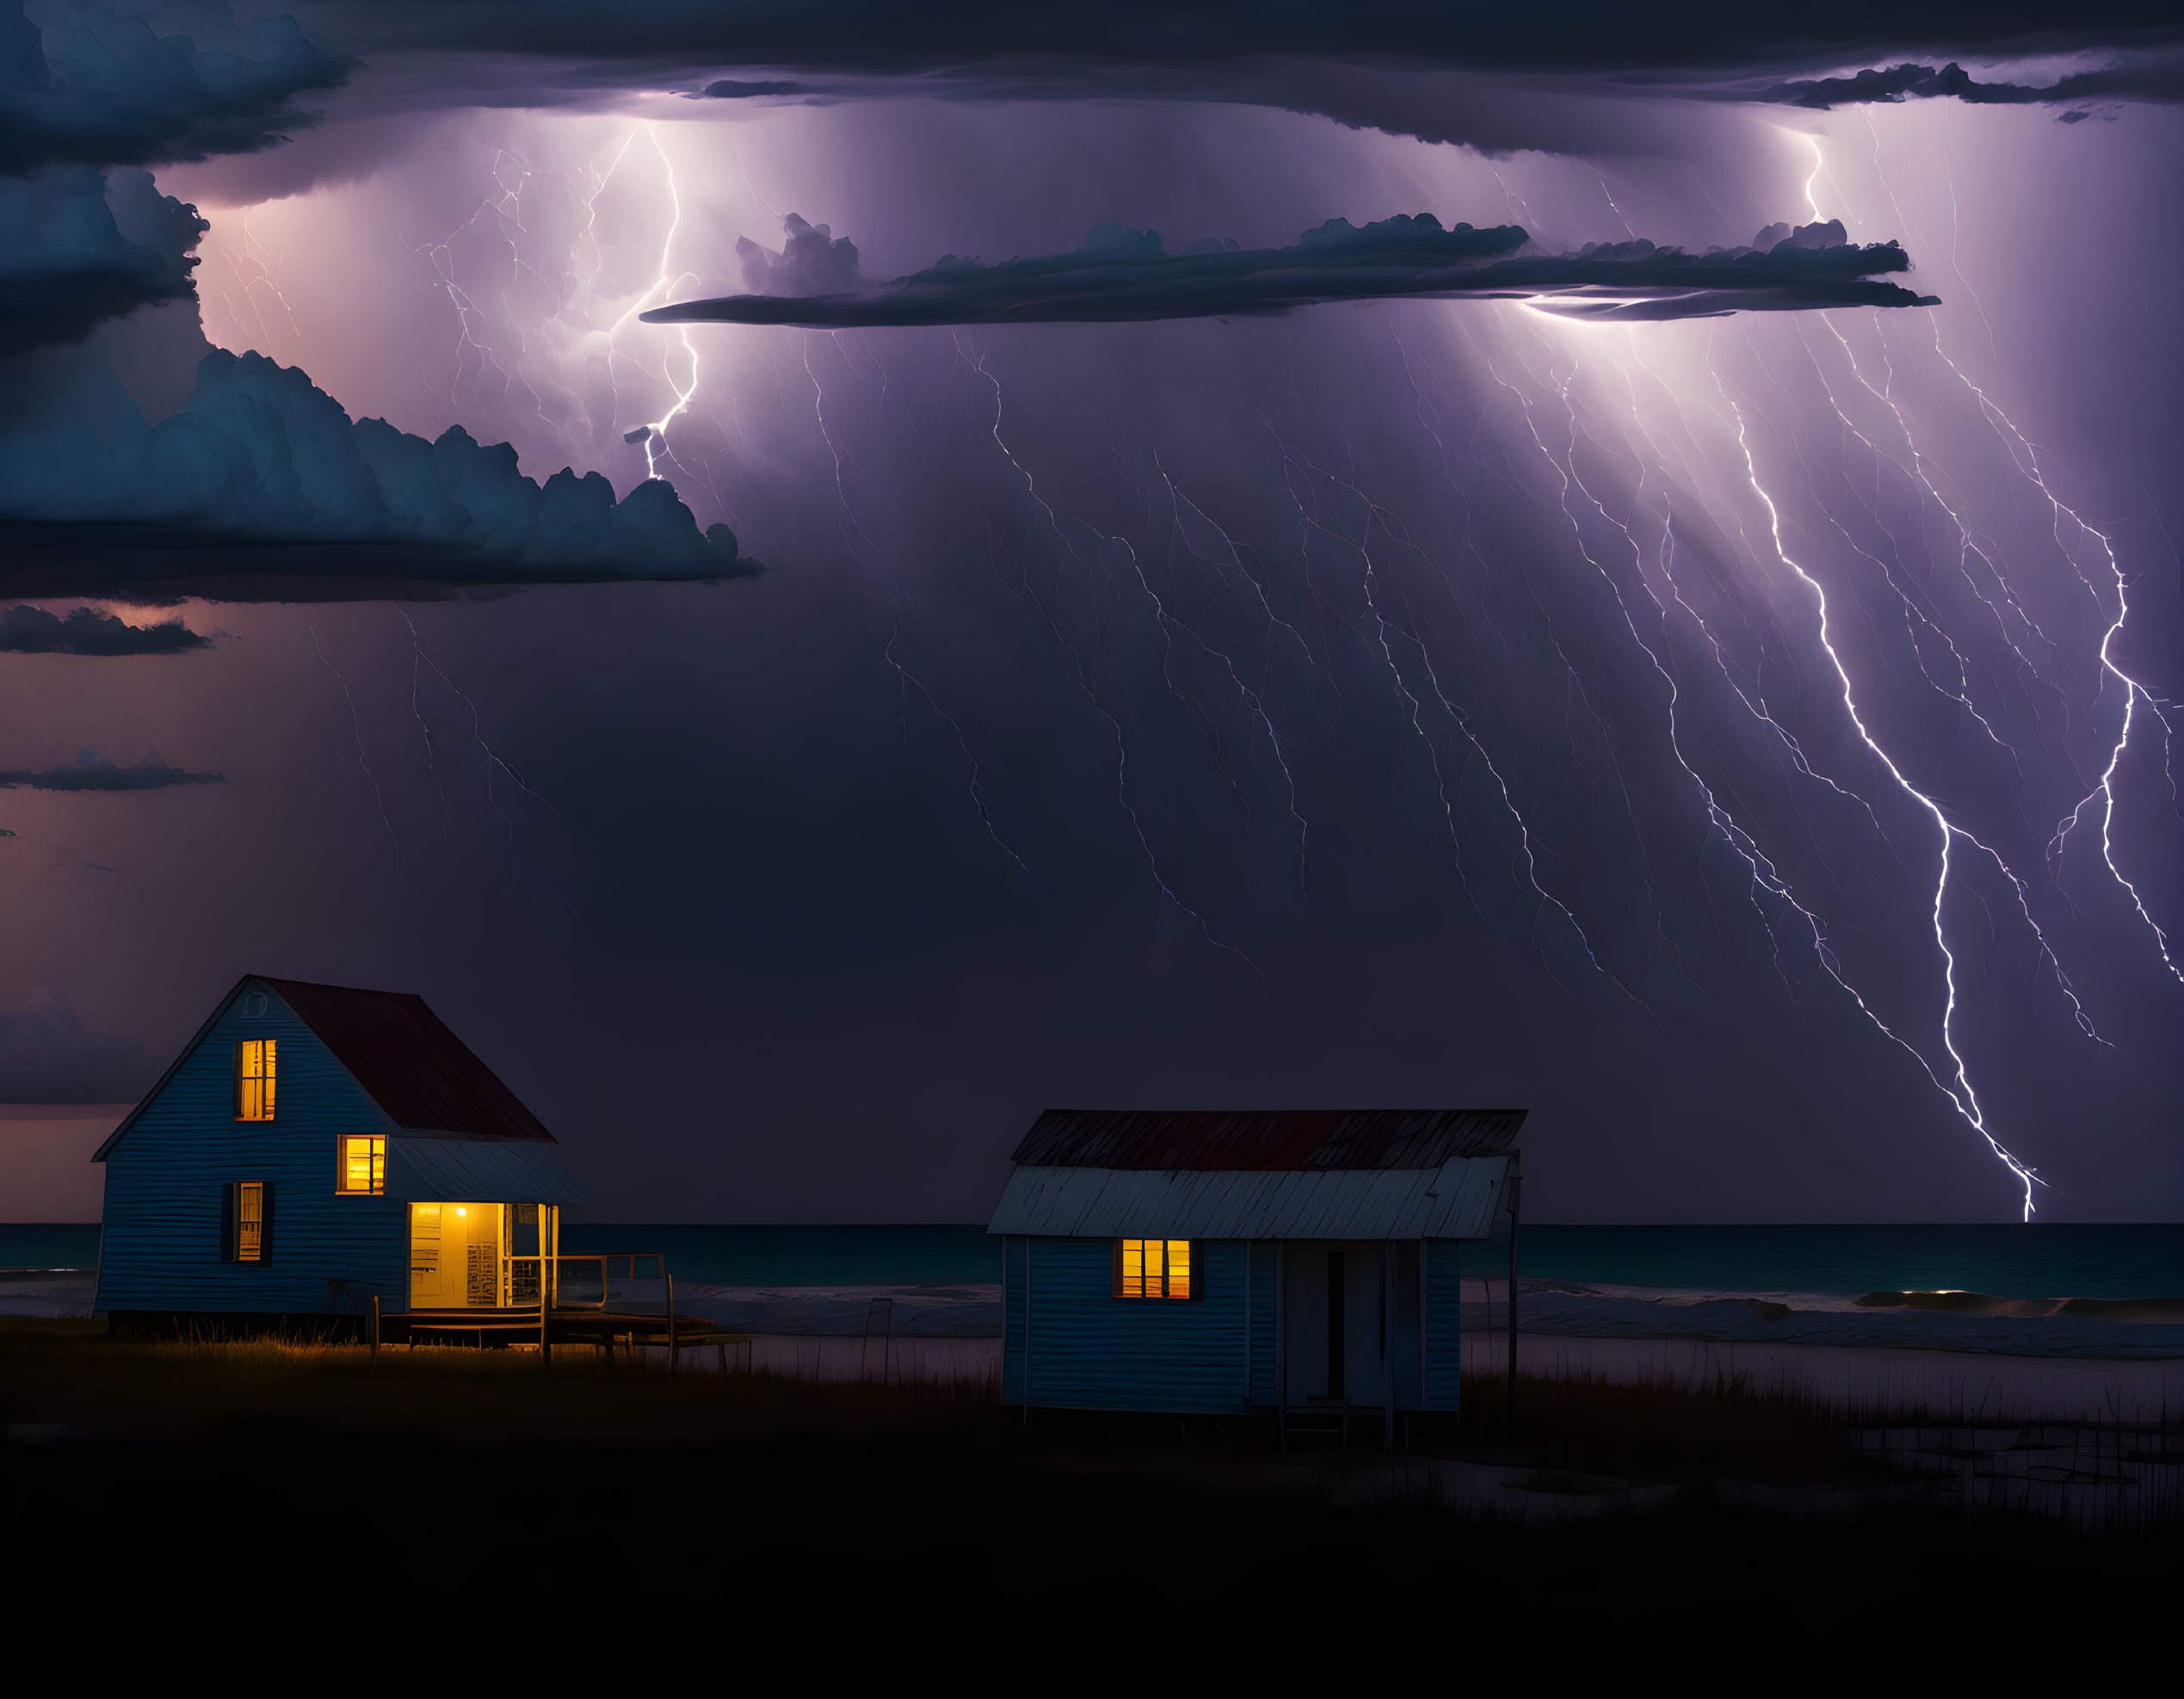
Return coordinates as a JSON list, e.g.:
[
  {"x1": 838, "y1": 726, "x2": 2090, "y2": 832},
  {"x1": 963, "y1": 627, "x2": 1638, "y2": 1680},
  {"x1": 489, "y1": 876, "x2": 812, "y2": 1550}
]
[
  {"x1": 338, "y1": 1135, "x2": 386, "y2": 1195},
  {"x1": 233, "y1": 1039, "x2": 277, "y2": 1121},
  {"x1": 235, "y1": 1181, "x2": 264, "y2": 1263},
  {"x1": 1115, "y1": 1239, "x2": 1194, "y2": 1300}
]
